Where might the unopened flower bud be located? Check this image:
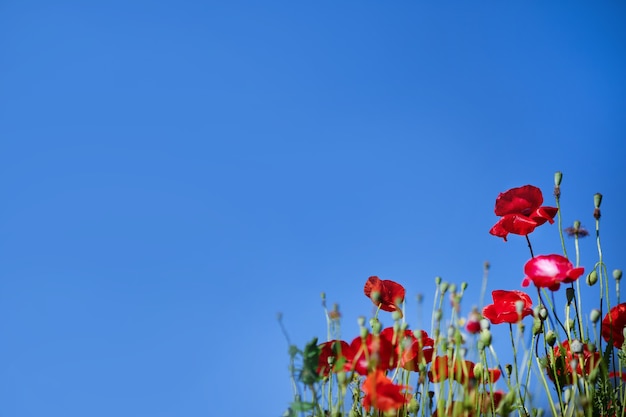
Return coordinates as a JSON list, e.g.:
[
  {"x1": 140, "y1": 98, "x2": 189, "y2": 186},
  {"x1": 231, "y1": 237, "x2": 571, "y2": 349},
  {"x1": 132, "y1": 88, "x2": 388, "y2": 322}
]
[
  {"x1": 435, "y1": 276, "x2": 442, "y2": 285},
  {"x1": 546, "y1": 330, "x2": 557, "y2": 346},
  {"x1": 392, "y1": 310, "x2": 402, "y2": 321},
  {"x1": 407, "y1": 398, "x2": 419, "y2": 413},
  {"x1": 614, "y1": 269, "x2": 623, "y2": 281},
  {"x1": 433, "y1": 309, "x2": 443, "y2": 322},
  {"x1": 371, "y1": 291, "x2": 381, "y2": 303},
  {"x1": 573, "y1": 220, "x2": 581, "y2": 230},
  {"x1": 554, "y1": 171, "x2": 563, "y2": 187},
  {"x1": 566, "y1": 319, "x2": 575, "y2": 331},
  {"x1": 590, "y1": 309, "x2": 601, "y2": 323},
  {"x1": 400, "y1": 322, "x2": 409, "y2": 332},
  {"x1": 440, "y1": 282, "x2": 449, "y2": 294},
  {"x1": 473, "y1": 362, "x2": 484, "y2": 378},
  {"x1": 505, "y1": 364, "x2": 513, "y2": 377},
  {"x1": 532, "y1": 319, "x2": 543, "y2": 335},
  {"x1": 566, "y1": 287, "x2": 575, "y2": 305},
  {"x1": 586, "y1": 270, "x2": 598, "y2": 286},
  {"x1": 534, "y1": 306, "x2": 548, "y2": 321},
  {"x1": 461, "y1": 282, "x2": 468, "y2": 291},
  {"x1": 480, "y1": 329, "x2": 492, "y2": 347},
  {"x1": 357, "y1": 316, "x2": 366, "y2": 327},
  {"x1": 571, "y1": 340, "x2": 583, "y2": 354},
  {"x1": 480, "y1": 318, "x2": 490, "y2": 330}
]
